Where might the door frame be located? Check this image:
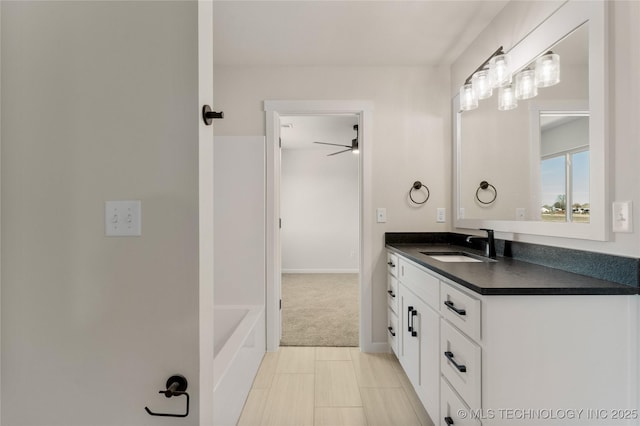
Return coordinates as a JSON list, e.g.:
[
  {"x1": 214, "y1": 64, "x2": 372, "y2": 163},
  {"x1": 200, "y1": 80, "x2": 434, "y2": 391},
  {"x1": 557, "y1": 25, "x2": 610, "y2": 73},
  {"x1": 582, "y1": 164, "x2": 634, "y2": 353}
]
[
  {"x1": 198, "y1": 1, "x2": 215, "y2": 424},
  {"x1": 264, "y1": 100, "x2": 375, "y2": 353}
]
